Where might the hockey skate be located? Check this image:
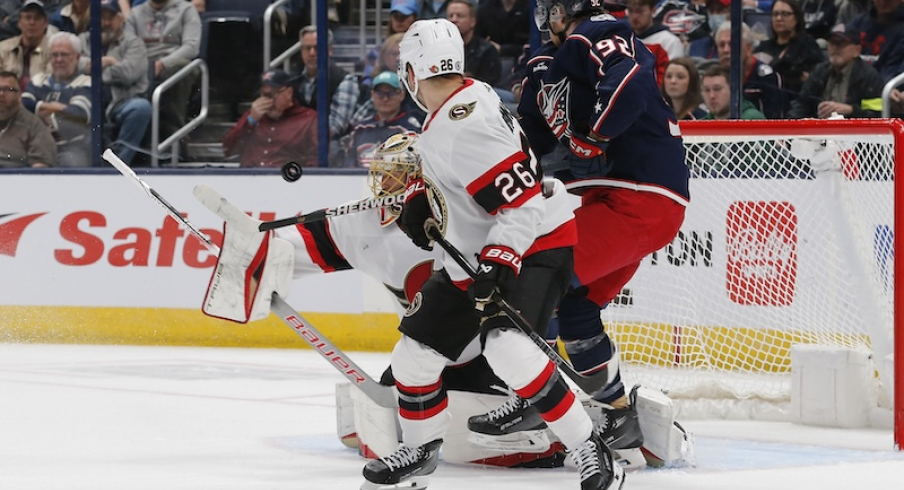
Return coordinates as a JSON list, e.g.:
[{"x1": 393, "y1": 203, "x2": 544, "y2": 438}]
[
  {"x1": 569, "y1": 431, "x2": 625, "y2": 490},
  {"x1": 582, "y1": 387, "x2": 646, "y2": 470},
  {"x1": 465, "y1": 395, "x2": 551, "y2": 453},
  {"x1": 361, "y1": 439, "x2": 442, "y2": 490}
]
